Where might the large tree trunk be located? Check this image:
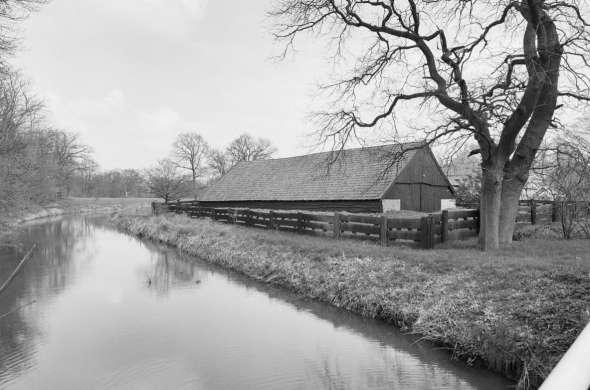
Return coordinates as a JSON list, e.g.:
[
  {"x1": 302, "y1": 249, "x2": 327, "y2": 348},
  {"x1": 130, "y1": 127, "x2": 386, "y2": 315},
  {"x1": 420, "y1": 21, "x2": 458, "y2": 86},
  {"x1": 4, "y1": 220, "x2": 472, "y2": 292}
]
[
  {"x1": 499, "y1": 173, "x2": 527, "y2": 244},
  {"x1": 479, "y1": 160, "x2": 504, "y2": 250}
]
